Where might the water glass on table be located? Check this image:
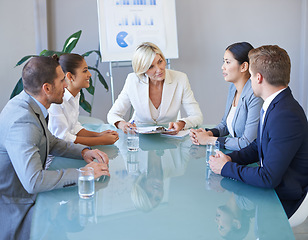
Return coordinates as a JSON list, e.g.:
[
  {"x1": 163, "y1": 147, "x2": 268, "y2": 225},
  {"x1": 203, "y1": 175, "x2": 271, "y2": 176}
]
[
  {"x1": 127, "y1": 127, "x2": 139, "y2": 151},
  {"x1": 206, "y1": 141, "x2": 220, "y2": 165},
  {"x1": 78, "y1": 167, "x2": 95, "y2": 199}
]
